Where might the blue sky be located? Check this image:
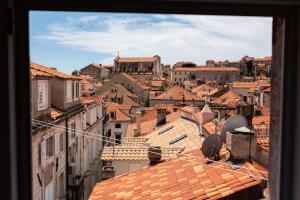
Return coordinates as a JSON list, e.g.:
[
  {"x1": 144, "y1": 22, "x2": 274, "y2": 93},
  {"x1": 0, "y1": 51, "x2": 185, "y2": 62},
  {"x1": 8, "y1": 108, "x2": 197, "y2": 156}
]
[{"x1": 29, "y1": 11, "x2": 272, "y2": 73}]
